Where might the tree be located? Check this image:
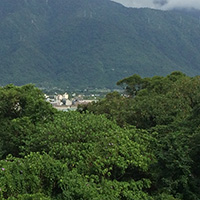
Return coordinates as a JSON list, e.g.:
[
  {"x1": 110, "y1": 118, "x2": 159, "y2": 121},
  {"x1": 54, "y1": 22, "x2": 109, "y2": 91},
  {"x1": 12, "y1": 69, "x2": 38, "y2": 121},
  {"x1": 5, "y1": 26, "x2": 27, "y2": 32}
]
[
  {"x1": 82, "y1": 72, "x2": 200, "y2": 199},
  {"x1": 0, "y1": 111, "x2": 156, "y2": 199},
  {"x1": 0, "y1": 84, "x2": 56, "y2": 158}
]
